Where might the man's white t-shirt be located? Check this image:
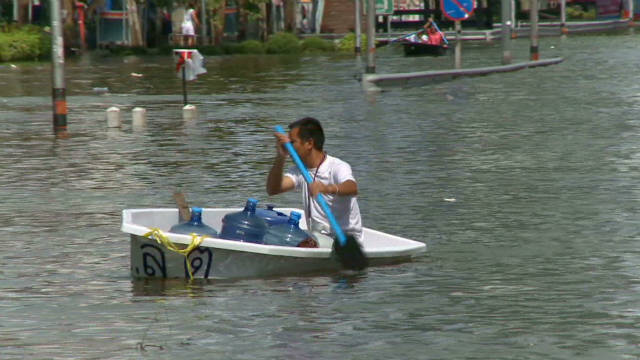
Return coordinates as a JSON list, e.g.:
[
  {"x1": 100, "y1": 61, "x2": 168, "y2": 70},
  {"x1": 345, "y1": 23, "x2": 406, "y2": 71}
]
[{"x1": 285, "y1": 155, "x2": 363, "y2": 240}]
